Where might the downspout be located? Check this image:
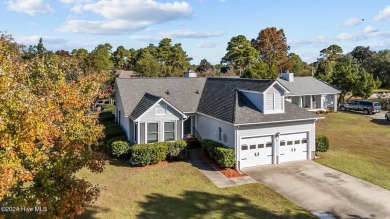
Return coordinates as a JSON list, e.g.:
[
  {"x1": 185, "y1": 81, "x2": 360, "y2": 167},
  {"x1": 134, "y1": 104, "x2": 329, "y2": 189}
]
[{"x1": 235, "y1": 126, "x2": 240, "y2": 171}]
